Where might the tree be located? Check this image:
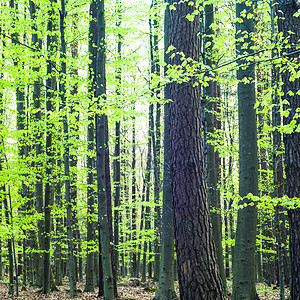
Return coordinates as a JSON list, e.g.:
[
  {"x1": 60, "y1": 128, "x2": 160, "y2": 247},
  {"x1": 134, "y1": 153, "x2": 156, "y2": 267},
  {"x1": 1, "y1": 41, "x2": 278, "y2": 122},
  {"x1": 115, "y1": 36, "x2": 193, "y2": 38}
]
[
  {"x1": 155, "y1": 3, "x2": 177, "y2": 298},
  {"x1": 95, "y1": 0, "x2": 114, "y2": 297},
  {"x1": 85, "y1": 0, "x2": 97, "y2": 292},
  {"x1": 276, "y1": 1, "x2": 300, "y2": 298},
  {"x1": 232, "y1": 0, "x2": 259, "y2": 299},
  {"x1": 204, "y1": 2, "x2": 226, "y2": 291},
  {"x1": 59, "y1": 0, "x2": 77, "y2": 295},
  {"x1": 43, "y1": 0, "x2": 56, "y2": 292},
  {"x1": 167, "y1": 0, "x2": 224, "y2": 298},
  {"x1": 113, "y1": 0, "x2": 122, "y2": 279}
]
